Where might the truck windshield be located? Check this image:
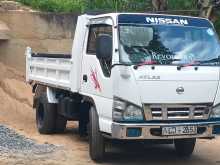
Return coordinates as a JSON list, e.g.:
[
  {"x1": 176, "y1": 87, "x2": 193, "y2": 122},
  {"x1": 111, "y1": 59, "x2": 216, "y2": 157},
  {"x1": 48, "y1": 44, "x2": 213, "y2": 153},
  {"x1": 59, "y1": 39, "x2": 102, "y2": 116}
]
[{"x1": 119, "y1": 25, "x2": 220, "y2": 66}]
